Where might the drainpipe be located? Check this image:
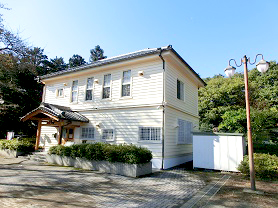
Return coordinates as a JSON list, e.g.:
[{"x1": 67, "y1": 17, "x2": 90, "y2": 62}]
[{"x1": 159, "y1": 49, "x2": 165, "y2": 170}]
